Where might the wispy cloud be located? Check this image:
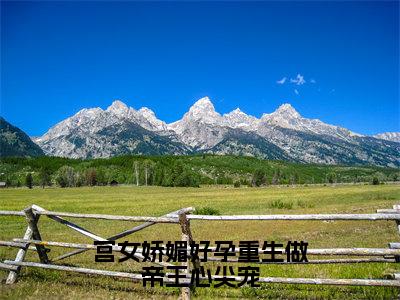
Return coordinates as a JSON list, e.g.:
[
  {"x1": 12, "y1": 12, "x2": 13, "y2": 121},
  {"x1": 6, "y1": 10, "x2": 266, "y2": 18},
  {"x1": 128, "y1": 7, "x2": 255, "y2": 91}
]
[
  {"x1": 290, "y1": 74, "x2": 306, "y2": 85},
  {"x1": 276, "y1": 74, "x2": 318, "y2": 94},
  {"x1": 276, "y1": 77, "x2": 287, "y2": 85}
]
